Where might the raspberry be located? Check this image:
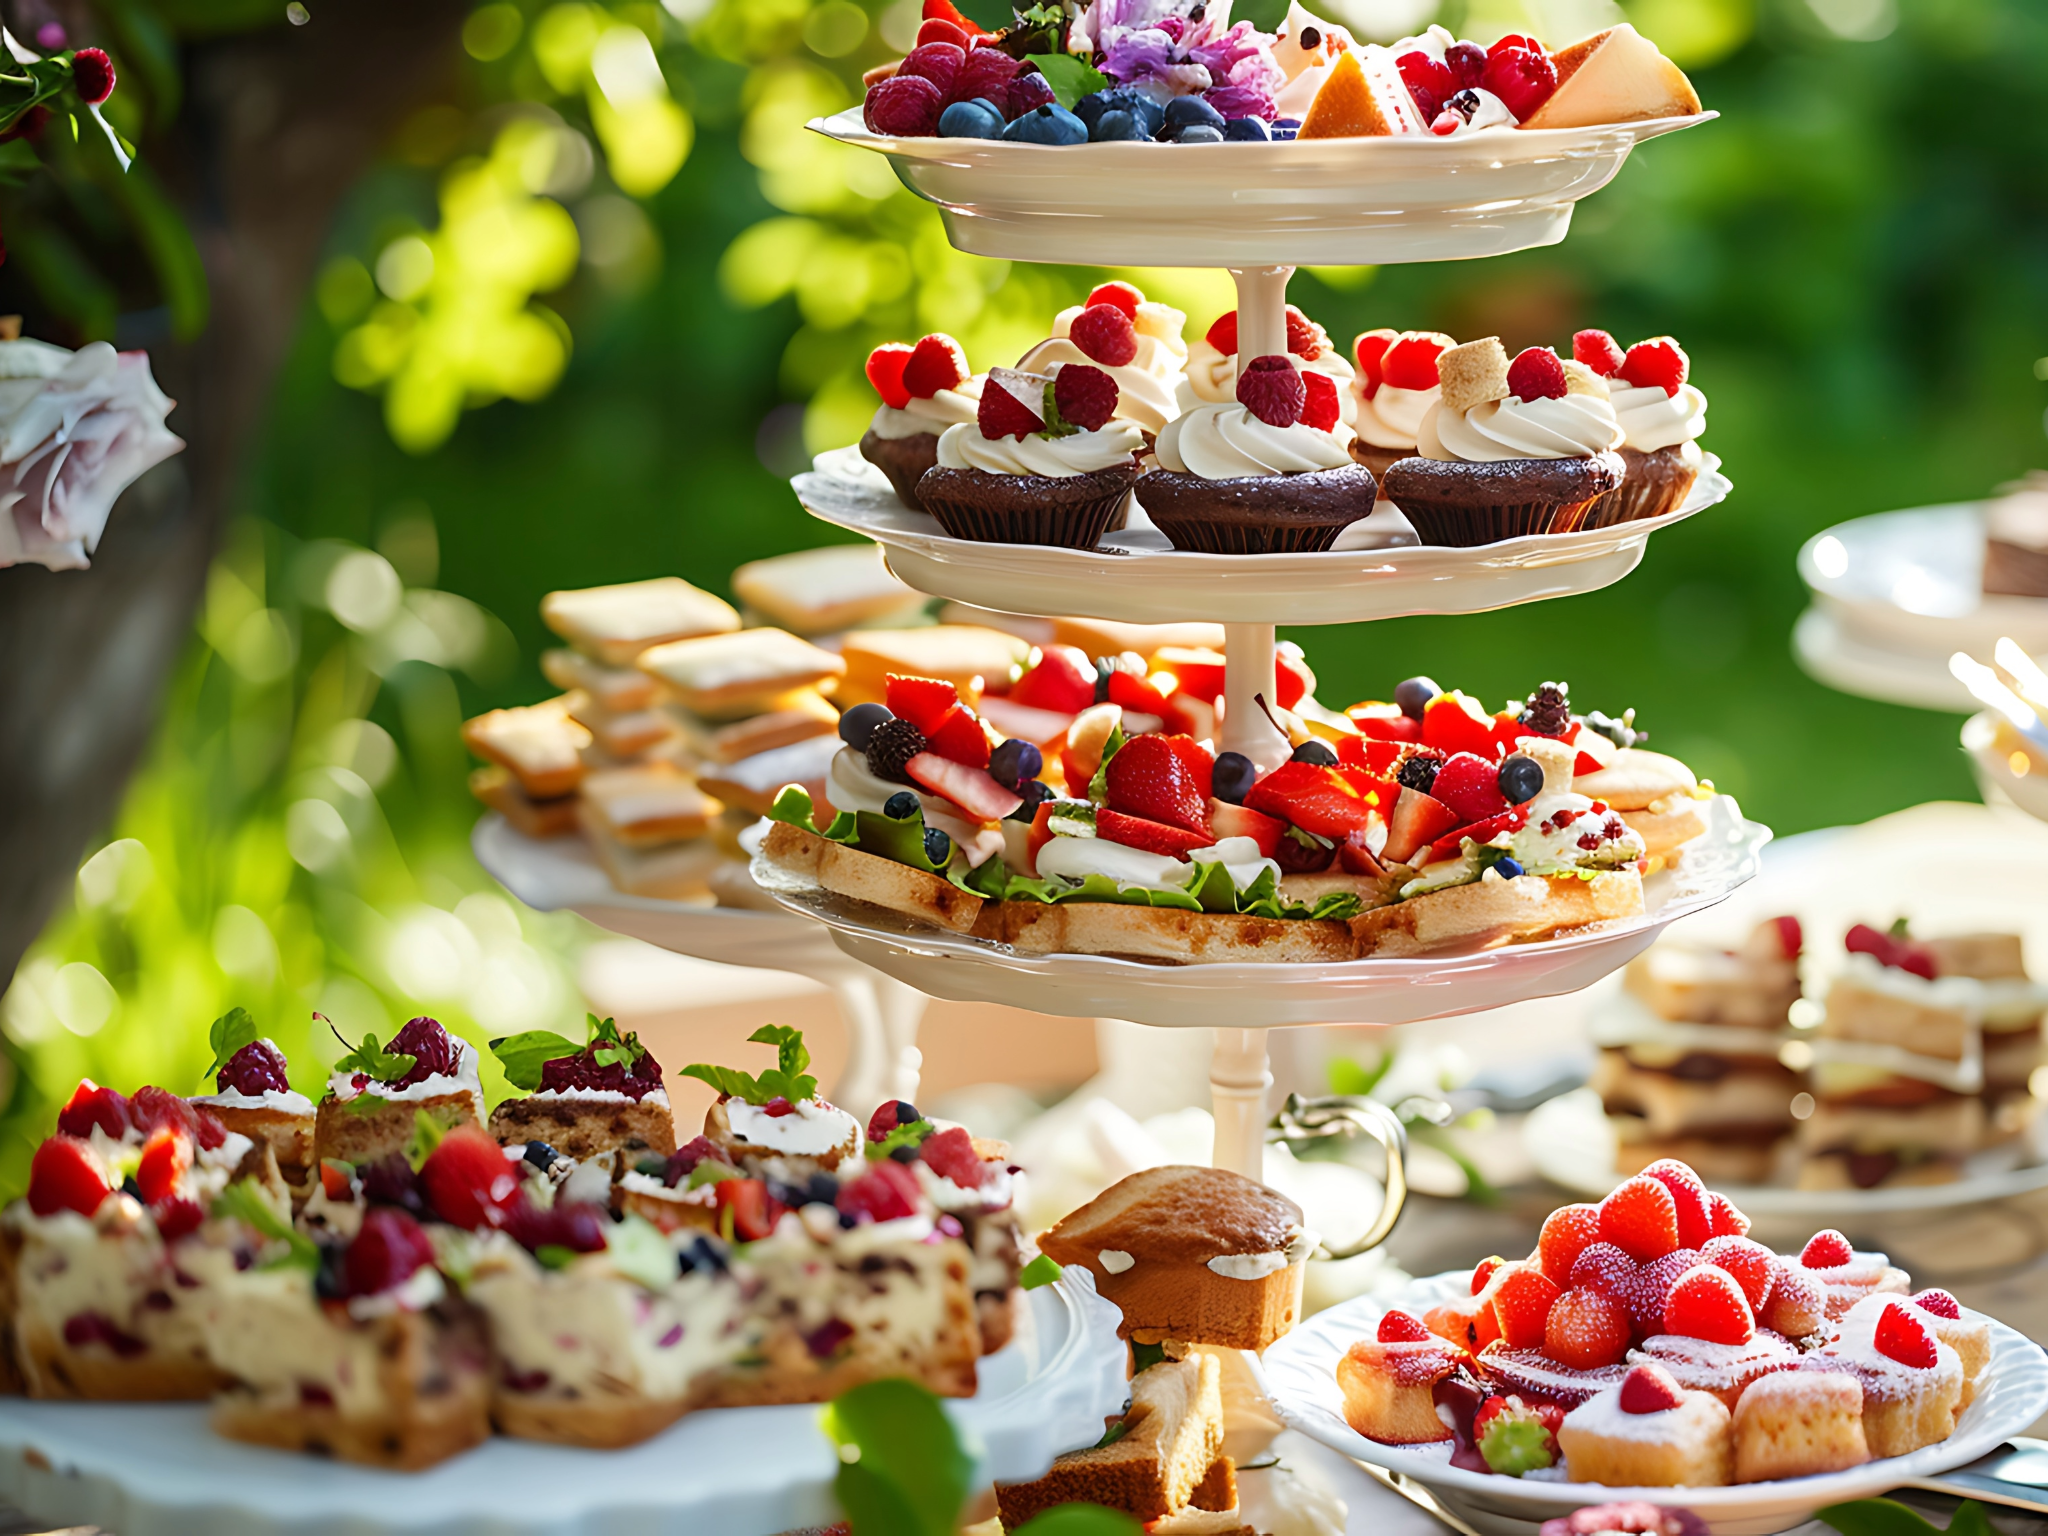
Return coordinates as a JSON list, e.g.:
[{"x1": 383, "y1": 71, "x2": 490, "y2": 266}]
[
  {"x1": 1873, "y1": 1301, "x2": 1939, "y2": 1369},
  {"x1": 1446, "y1": 40, "x2": 1487, "y2": 88},
  {"x1": 1489, "y1": 32, "x2": 1546, "y2": 57},
  {"x1": 504, "y1": 1198, "x2": 610, "y2": 1254},
  {"x1": 1911, "y1": 1288, "x2": 1962, "y2": 1321},
  {"x1": 1006, "y1": 69, "x2": 1055, "y2": 116},
  {"x1": 1572, "y1": 329, "x2": 1625, "y2": 376},
  {"x1": 58, "y1": 1079, "x2": 131, "y2": 1140},
  {"x1": 1204, "y1": 311, "x2": 1238, "y2": 355},
  {"x1": 1507, "y1": 346, "x2": 1567, "y2": 402},
  {"x1": 389, "y1": 1017, "x2": 460, "y2": 1088},
  {"x1": 1300, "y1": 370, "x2": 1340, "y2": 432},
  {"x1": 1759, "y1": 1261, "x2": 1826, "y2": 1337},
  {"x1": 1537, "y1": 1203, "x2": 1603, "y2": 1285},
  {"x1": 663, "y1": 1134, "x2": 721, "y2": 1186},
  {"x1": 1629, "y1": 1247, "x2": 1703, "y2": 1336},
  {"x1": 1053, "y1": 363, "x2": 1119, "y2": 432},
  {"x1": 1284, "y1": 305, "x2": 1326, "y2": 359},
  {"x1": 1492, "y1": 1264, "x2": 1561, "y2": 1351},
  {"x1": 1617, "y1": 337, "x2": 1689, "y2": 398},
  {"x1": 1482, "y1": 43, "x2": 1558, "y2": 122},
  {"x1": 950, "y1": 47, "x2": 1022, "y2": 114},
  {"x1": 1801, "y1": 1229, "x2": 1854, "y2": 1269},
  {"x1": 1702, "y1": 1235, "x2": 1776, "y2": 1312},
  {"x1": 1353, "y1": 328, "x2": 1396, "y2": 393},
  {"x1": 977, "y1": 371, "x2": 1044, "y2": 439},
  {"x1": 867, "y1": 1100, "x2": 921, "y2": 1140},
  {"x1": 343, "y1": 1208, "x2": 437, "y2": 1298},
  {"x1": 153, "y1": 1196, "x2": 204, "y2": 1242},
  {"x1": 1085, "y1": 281, "x2": 1142, "y2": 317},
  {"x1": 1568, "y1": 1241, "x2": 1639, "y2": 1302},
  {"x1": 28, "y1": 1135, "x2": 111, "y2": 1218},
  {"x1": 136, "y1": 1127, "x2": 191, "y2": 1206},
  {"x1": 71, "y1": 47, "x2": 115, "y2": 106},
  {"x1": 864, "y1": 73, "x2": 944, "y2": 136},
  {"x1": 1663, "y1": 1264, "x2": 1755, "y2": 1345},
  {"x1": 1637, "y1": 1159, "x2": 1714, "y2": 1251},
  {"x1": 421, "y1": 1126, "x2": 521, "y2": 1230},
  {"x1": 902, "y1": 333, "x2": 970, "y2": 398},
  {"x1": 1068, "y1": 303, "x2": 1138, "y2": 368},
  {"x1": 865, "y1": 716, "x2": 928, "y2": 783},
  {"x1": 918, "y1": 1125, "x2": 987, "y2": 1190},
  {"x1": 1471, "y1": 1254, "x2": 1507, "y2": 1295},
  {"x1": 1378, "y1": 1308, "x2": 1433, "y2": 1343},
  {"x1": 1707, "y1": 1191, "x2": 1751, "y2": 1238},
  {"x1": 1396, "y1": 50, "x2": 1455, "y2": 120},
  {"x1": 1600, "y1": 1174, "x2": 1682, "y2": 1263},
  {"x1": 1616, "y1": 1362, "x2": 1685, "y2": 1415},
  {"x1": 1546, "y1": 1286, "x2": 1631, "y2": 1368},
  {"x1": 866, "y1": 343, "x2": 914, "y2": 410},
  {"x1": 1236, "y1": 354, "x2": 1305, "y2": 427},
  {"x1": 219, "y1": 1039, "x2": 292, "y2": 1096},
  {"x1": 836, "y1": 1158, "x2": 923, "y2": 1224},
  {"x1": 897, "y1": 41, "x2": 965, "y2": 99}
]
